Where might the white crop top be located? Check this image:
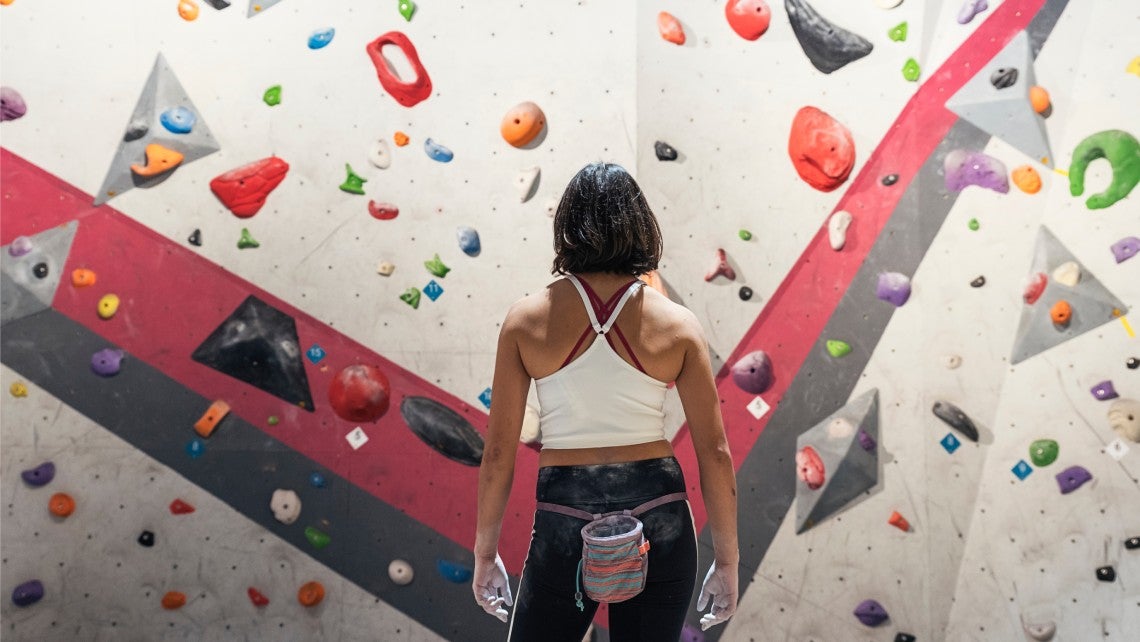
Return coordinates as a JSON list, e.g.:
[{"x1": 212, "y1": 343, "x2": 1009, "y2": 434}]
[{"x1": 535, "y1": 276, "x2": 668, "y2": 449}]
